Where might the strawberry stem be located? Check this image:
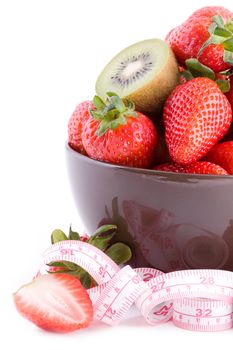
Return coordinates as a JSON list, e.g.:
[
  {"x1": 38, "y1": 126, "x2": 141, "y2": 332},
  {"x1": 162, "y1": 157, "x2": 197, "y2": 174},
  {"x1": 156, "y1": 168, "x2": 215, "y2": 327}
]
[
  {"x1": 89, "y1": 92, "x2": 138, "y2": 136},
  {"x1": 198, "y1": 15, "x2": 233, "y2": 64}
]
